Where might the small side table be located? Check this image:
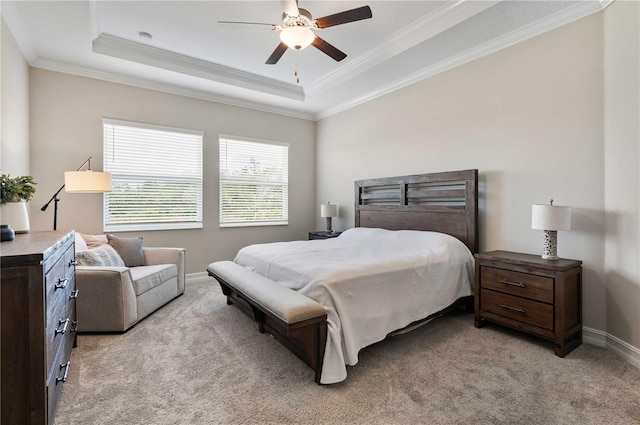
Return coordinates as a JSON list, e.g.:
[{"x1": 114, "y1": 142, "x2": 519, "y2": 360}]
[
  {"x1": 474, "y1": 250, "x2": 582, "y2": 357},
  {"x1": 308, "y1": 231, "x2": 342, "y2": 240}
]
